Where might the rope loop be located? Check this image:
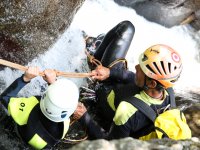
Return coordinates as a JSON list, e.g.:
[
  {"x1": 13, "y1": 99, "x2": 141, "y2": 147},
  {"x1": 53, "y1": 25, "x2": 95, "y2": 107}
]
[
  {"x1": 108, "y1": 58, "x2": 128, "y2": 70},
  {"x1": 85, "y1": 49, "x2": 102, "y2": 67}
]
